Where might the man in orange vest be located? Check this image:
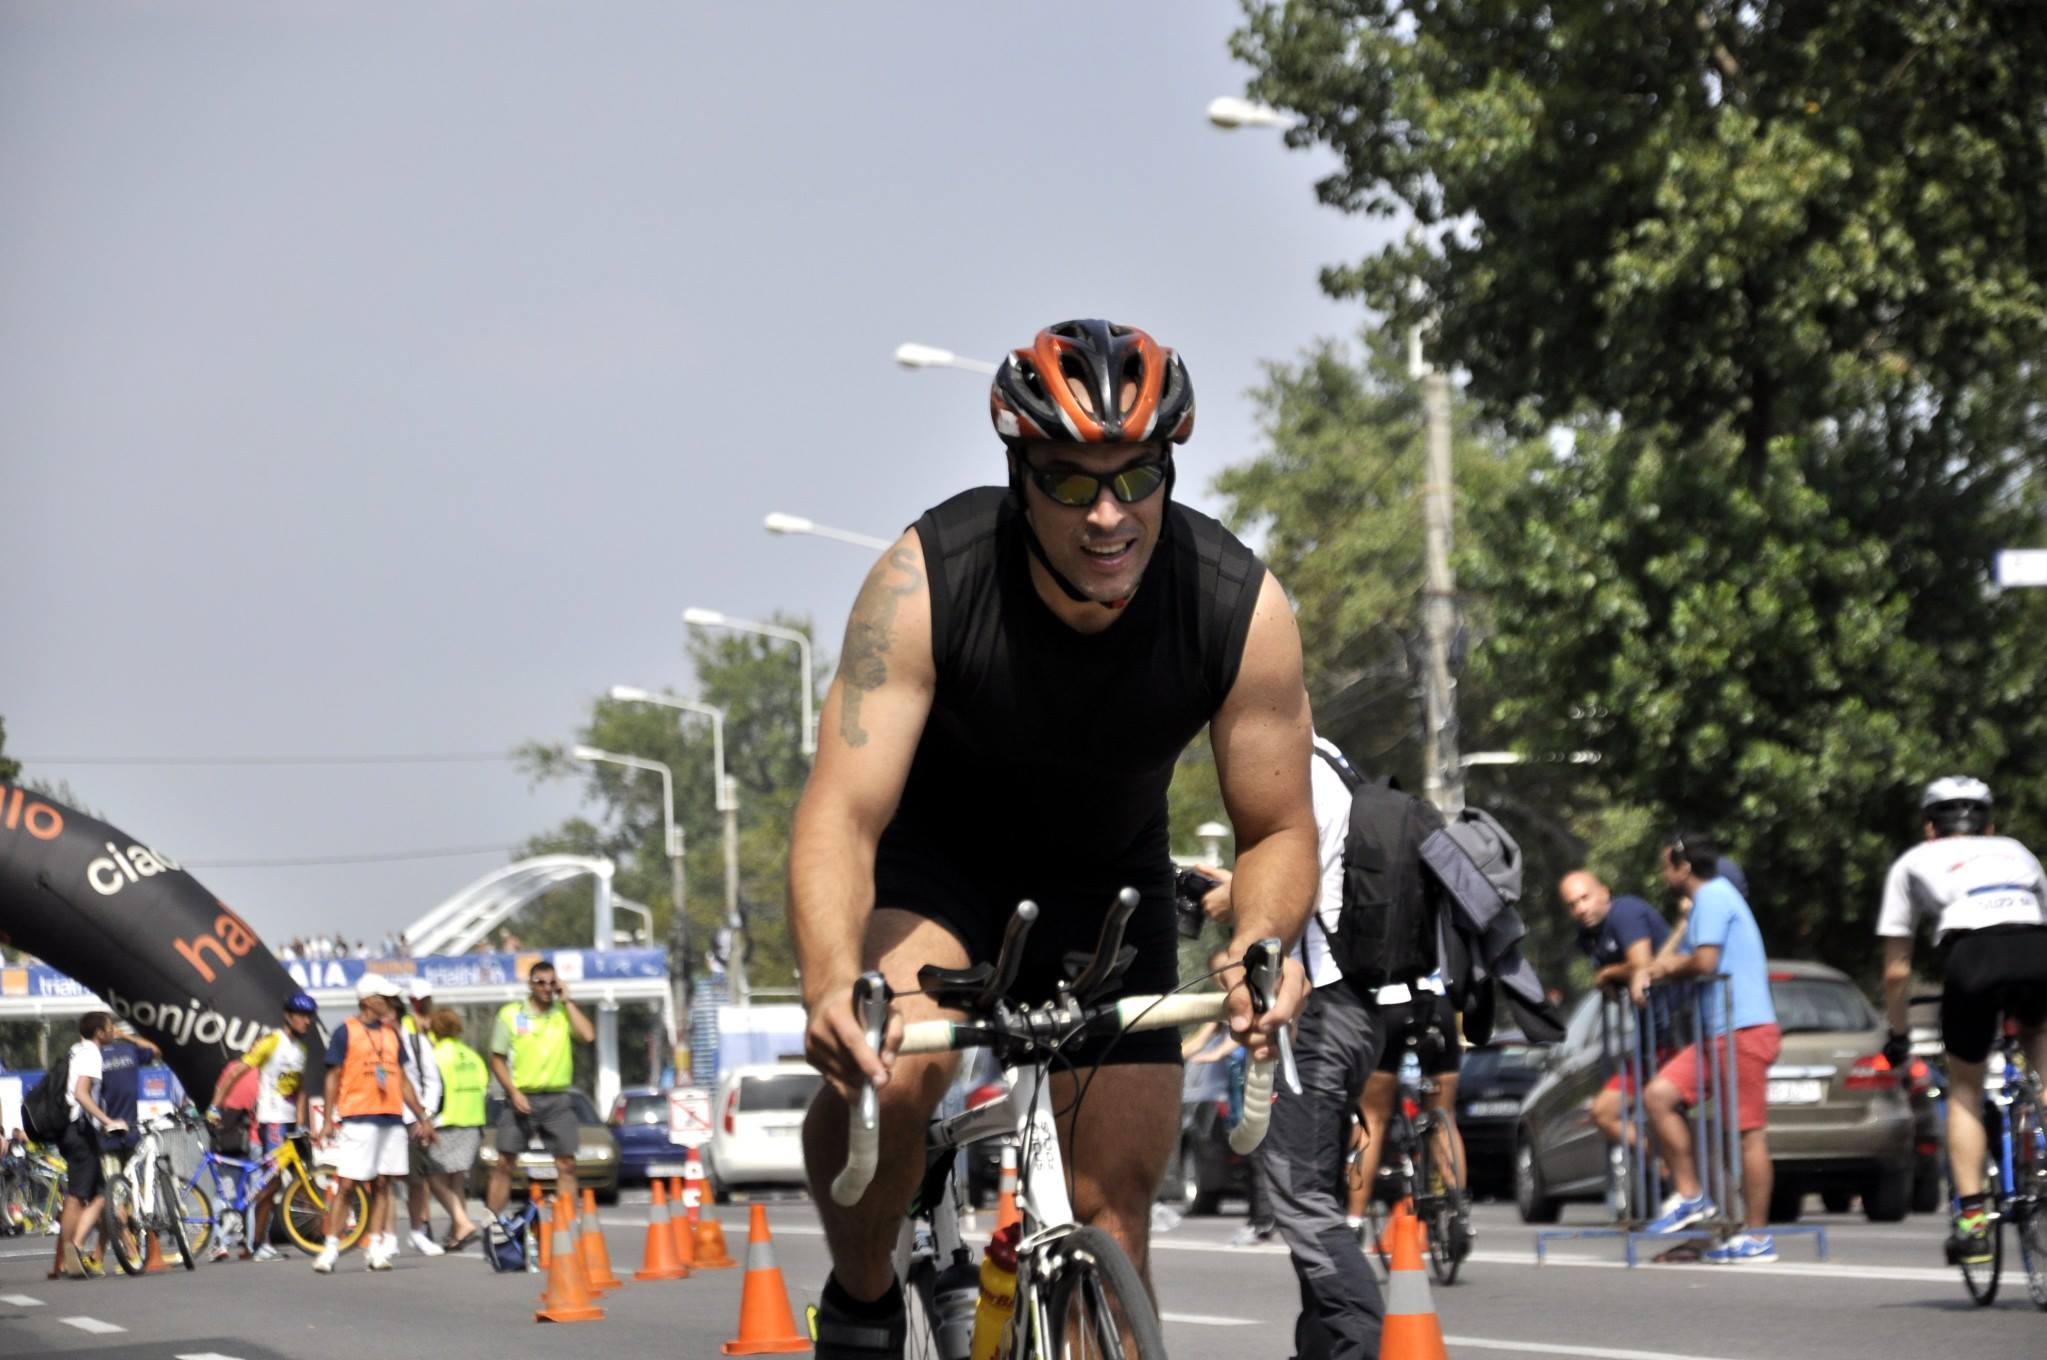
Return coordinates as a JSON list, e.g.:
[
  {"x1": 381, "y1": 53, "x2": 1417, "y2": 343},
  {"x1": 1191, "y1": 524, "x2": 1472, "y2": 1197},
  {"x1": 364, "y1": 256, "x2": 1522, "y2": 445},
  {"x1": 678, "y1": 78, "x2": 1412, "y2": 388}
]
[{"x1": 313, "y1": 974, "x2": 436, "y2": 1273}]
